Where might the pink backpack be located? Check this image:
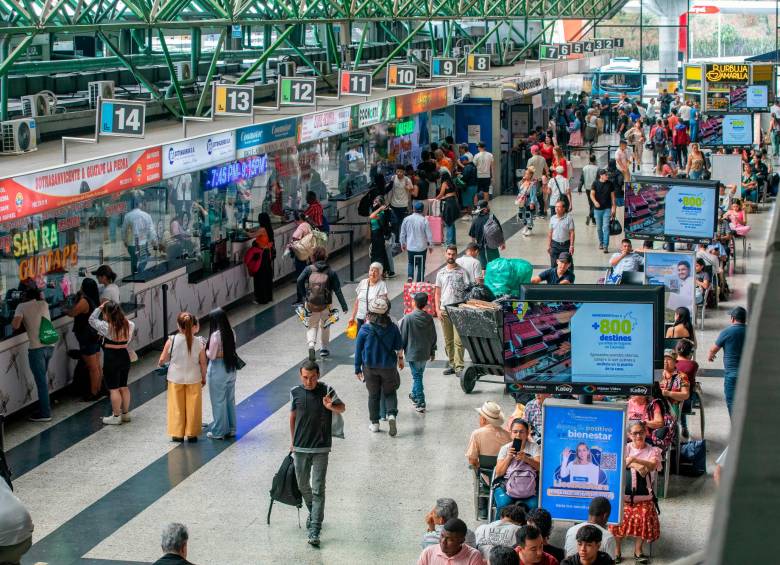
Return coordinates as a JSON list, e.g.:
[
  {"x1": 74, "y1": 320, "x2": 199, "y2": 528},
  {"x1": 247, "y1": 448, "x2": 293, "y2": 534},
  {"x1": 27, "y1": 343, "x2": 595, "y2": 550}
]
[{"x1": 505, "y1": 459, "x2": 538, "y2": 499}]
